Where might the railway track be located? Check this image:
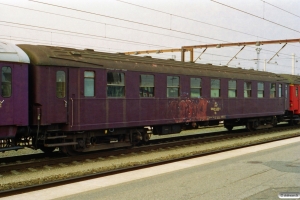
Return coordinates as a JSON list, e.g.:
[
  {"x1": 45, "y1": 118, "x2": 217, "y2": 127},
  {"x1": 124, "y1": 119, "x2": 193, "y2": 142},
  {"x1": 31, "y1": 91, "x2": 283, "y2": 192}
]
[{"x1": 0, "y1": 124, "x2": 300, "y2": 197}]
